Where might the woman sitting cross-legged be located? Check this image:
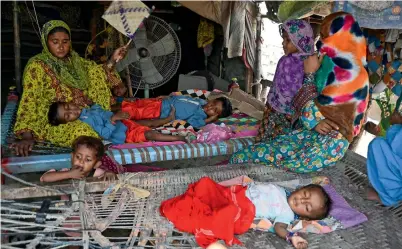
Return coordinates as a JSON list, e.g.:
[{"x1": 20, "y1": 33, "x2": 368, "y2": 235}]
[
  {"x1": 11, "y1": 20, "x2": 127, "y2": 156},
  {"x1": 230, "y1": 12, "x2": 369, "y2": 173}
]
